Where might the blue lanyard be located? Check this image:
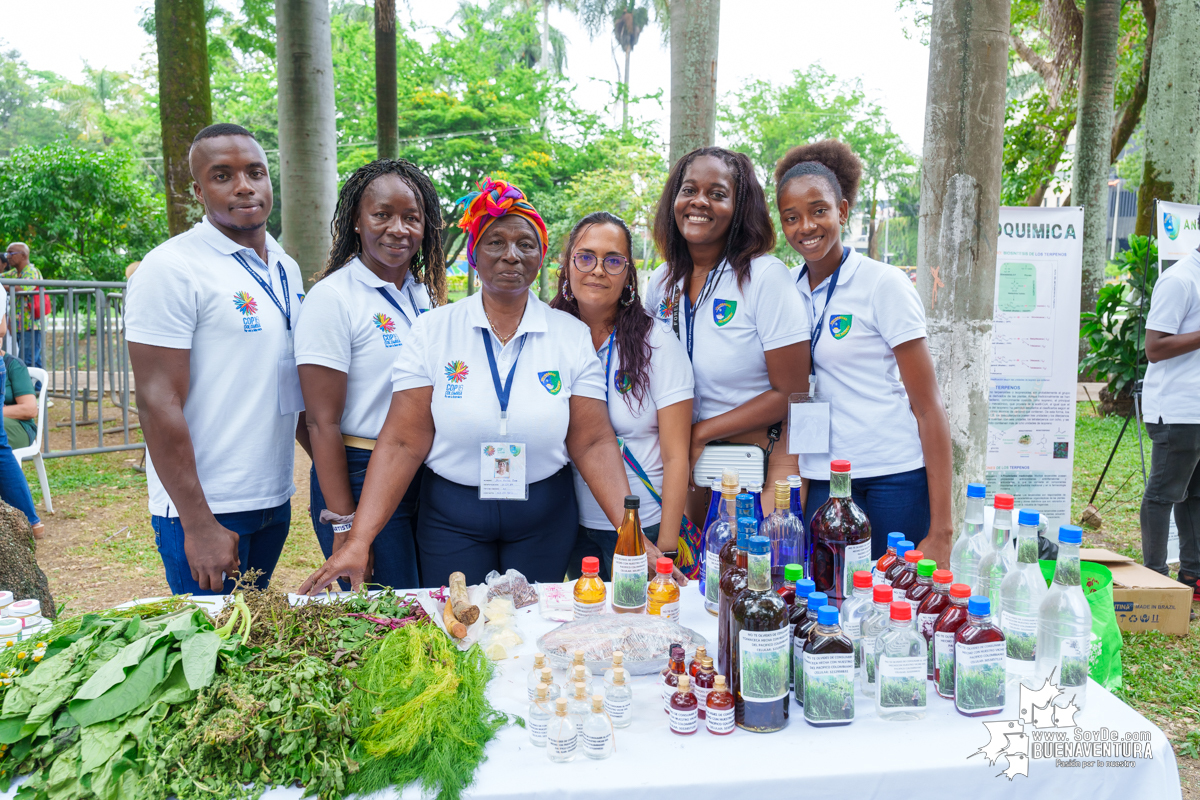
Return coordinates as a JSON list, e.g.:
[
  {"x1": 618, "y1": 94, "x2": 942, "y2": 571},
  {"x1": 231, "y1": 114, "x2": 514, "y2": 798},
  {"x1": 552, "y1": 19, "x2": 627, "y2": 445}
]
[
  {"x1": 481, "y1": 329, "x2": 528, "y2": 434},
  {"x1": 600, "y1": 328, "x2": 617, "y2": 404},
  {"x1": 675, "y1": 267, "x2": 718, "y2": 361},
  {"x1": 373, "y1": 285, "x2": 423, "y2": 326},
  {"x1": 796, "y1": 247, "x2": 850, "y2": 375},
  {"x1": 233, "y1": 252, "x2": 291, "y2": 331}
]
